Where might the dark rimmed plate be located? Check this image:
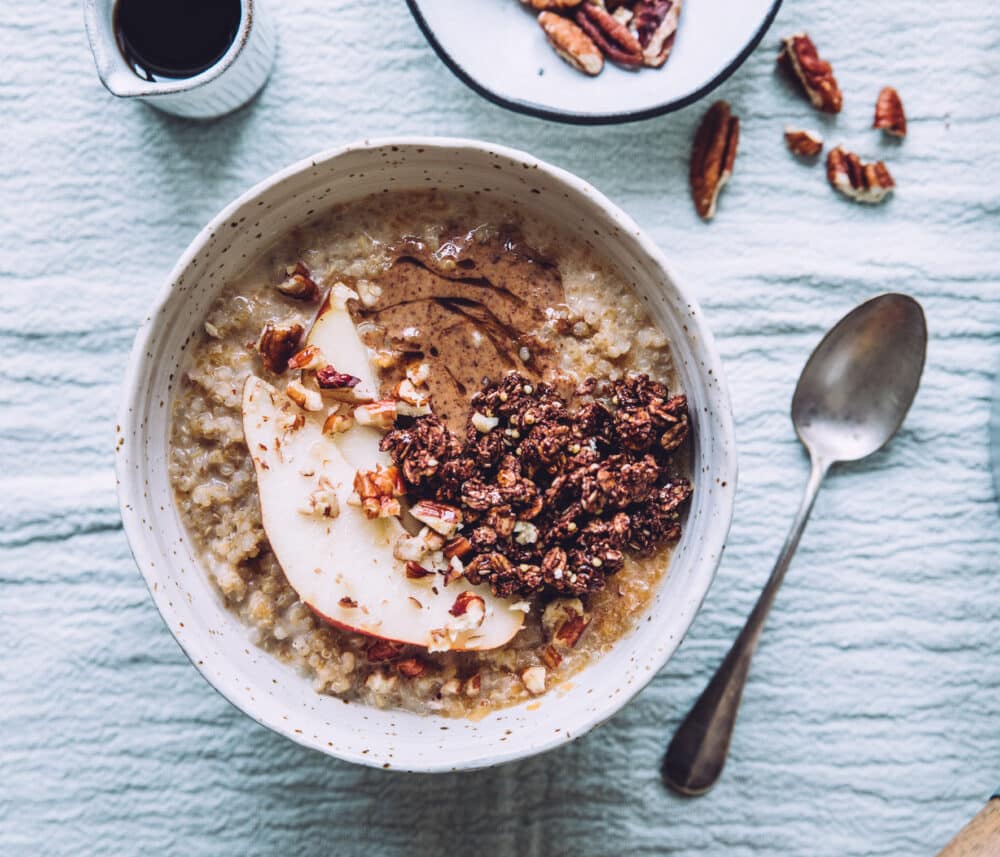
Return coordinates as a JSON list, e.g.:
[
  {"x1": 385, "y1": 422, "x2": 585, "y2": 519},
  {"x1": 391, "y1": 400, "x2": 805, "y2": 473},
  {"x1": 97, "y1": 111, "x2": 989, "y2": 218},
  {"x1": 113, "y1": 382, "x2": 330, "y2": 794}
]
[{"x1": 406, "y1": 0, "x2": 783, "y2": 125}]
